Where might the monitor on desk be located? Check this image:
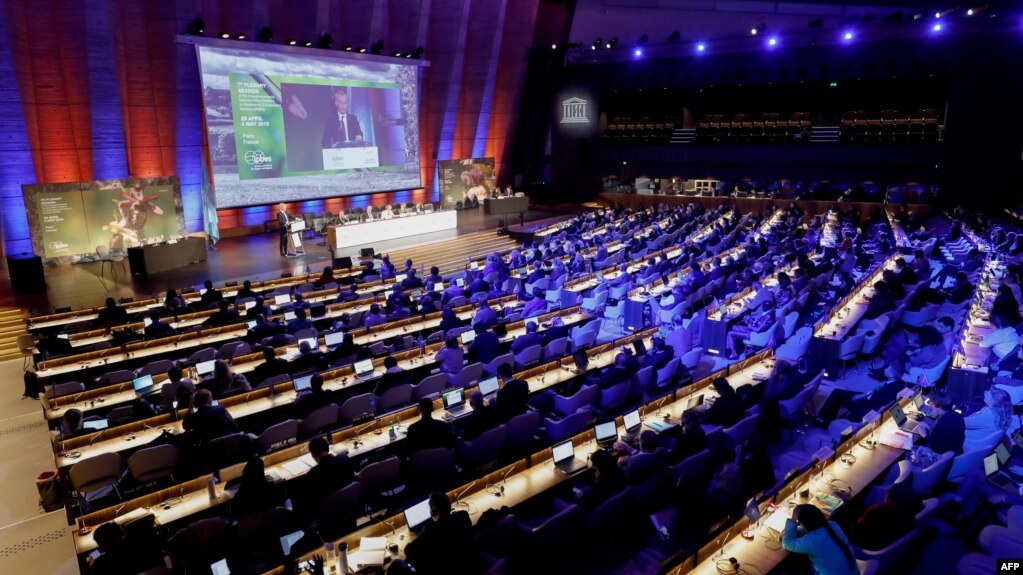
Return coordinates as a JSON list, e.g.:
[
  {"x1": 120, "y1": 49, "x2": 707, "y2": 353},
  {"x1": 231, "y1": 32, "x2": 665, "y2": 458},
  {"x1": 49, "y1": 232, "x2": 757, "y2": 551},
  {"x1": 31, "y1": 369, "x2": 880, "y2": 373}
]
[
  {"x1": 284, "y1": 311, "x2": 297, "y2": 322},
  {"x1": 274, "y1": 294, "x2": 292, "y2": 306},
  {"x1": 132, "y1": 374, "x2": 156, "y2": 396},
  {"x1": 552, "y1": 440, "x2": 575, "y2": 464}
]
